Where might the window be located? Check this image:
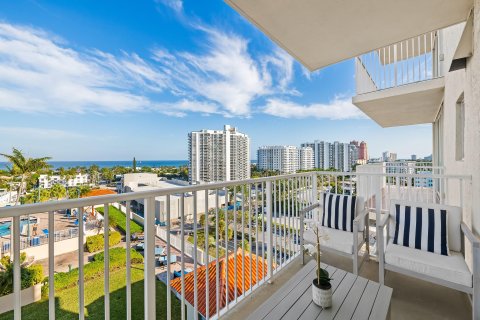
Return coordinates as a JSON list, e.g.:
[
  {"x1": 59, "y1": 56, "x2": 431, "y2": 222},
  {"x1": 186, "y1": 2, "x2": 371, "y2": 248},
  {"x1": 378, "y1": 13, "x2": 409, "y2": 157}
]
[{"x1": 456, "y1": 94, "x2": 465, "y2": 161}]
